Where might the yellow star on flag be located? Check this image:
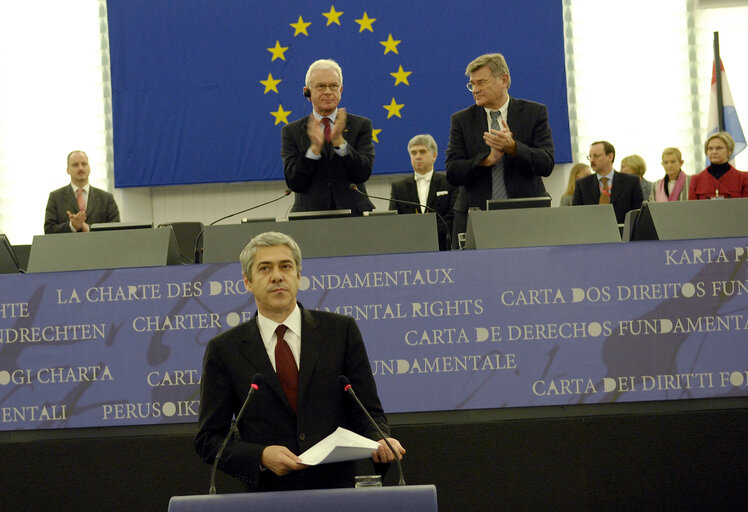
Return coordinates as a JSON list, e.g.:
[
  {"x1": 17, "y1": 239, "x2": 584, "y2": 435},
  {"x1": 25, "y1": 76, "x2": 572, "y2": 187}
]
[
  {"x1": 390, "y1": 65, "x2": 412, "y2": 86},
  {"x1": 260, "y1": 73, "x2": 282, "y2": 94},
  {"x1": 380, "y1": 34, "x2": 401, "y2": 55},
  {"x1": 322, "y1": 5, "x2": 343, "y2": 26},
  {"x1": 383, "y1": 98, "x2": 404, "y2": 119},
  {"x1": 372, "y1": 128, "x2": 382, "y2": 143},
  {"x1": 267, "y1": 41, "x2": 289, "y2": 61},
  {"x1": 290, "y1": 16, "x2": 312, "y2": 36},
  {"x1": 354, "y1": 12, "x2": 376, "y2": 33},
  {"x1": 271, "y1": 105, "x2": 292, "y2": 126}
]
